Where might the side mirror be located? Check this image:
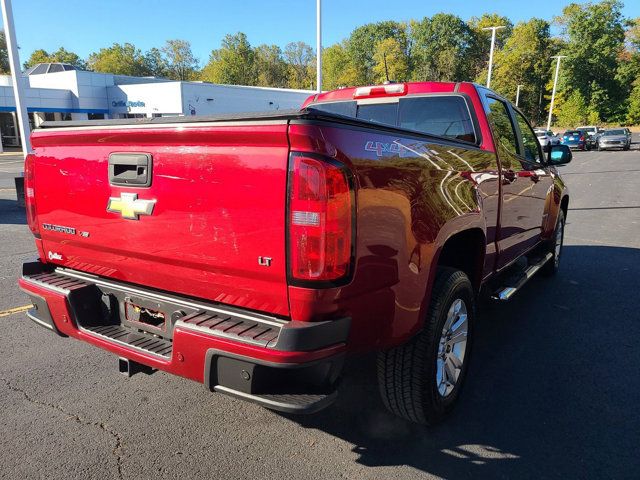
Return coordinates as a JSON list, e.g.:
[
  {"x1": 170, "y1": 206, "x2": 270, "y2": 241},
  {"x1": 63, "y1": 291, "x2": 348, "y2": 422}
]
[{"x1": 548, "y1": 144, "x2": 572, "y2": 166}]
